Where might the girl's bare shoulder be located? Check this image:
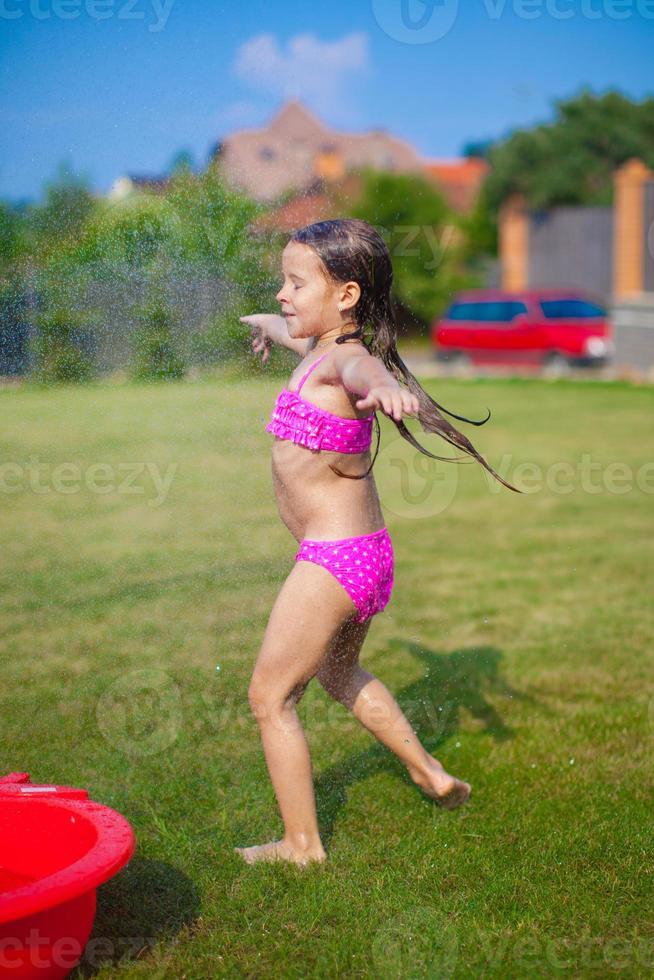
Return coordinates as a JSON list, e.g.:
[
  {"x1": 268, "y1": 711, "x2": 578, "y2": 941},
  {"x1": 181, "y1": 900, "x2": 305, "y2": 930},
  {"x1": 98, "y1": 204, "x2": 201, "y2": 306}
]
[{"x1": 326, "y1": 342, "x2": 375, "y2": 383}]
